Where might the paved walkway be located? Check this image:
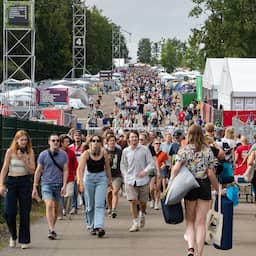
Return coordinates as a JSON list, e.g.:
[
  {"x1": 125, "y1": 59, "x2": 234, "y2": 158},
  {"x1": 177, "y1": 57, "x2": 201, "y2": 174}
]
[{"x1": 1, "y1": 197, "x2": 256, "y2": 256}]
